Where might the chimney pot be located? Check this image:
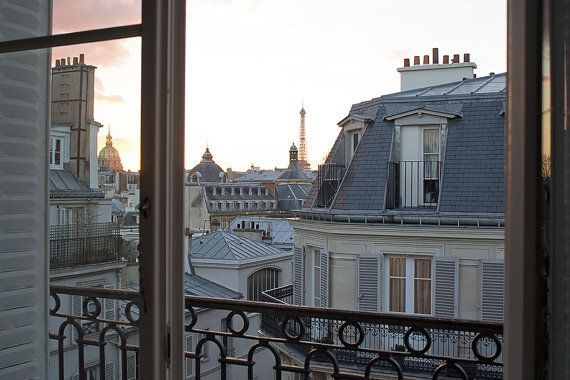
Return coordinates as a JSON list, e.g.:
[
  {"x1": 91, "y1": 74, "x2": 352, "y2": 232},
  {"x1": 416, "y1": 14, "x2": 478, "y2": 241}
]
[
  {"x1": 413, "y1": 56, "x2": 420, "y2": 65},
  {"x1": 453, "y1": 54, "x2": 460, "y2": 63},
  {"x1": 60, "y1": 58, "x2": 65, "y2": 66},
  {"x1": 432, "y1": 48, "x2": 439, "y2": 64},
  {"x1": 423, "y1": 55, "x2": 429, "y2": 64},
  {"x1": 403, "y1": 58, "x2": 410, "y2": 67},
  {"x1": 464, "y1": 53, "x2": 470, "y2": 63},
  {"x1": 79, "y1": 53, "x2": 85, "y2": 63},
  {"x1": 55, "y1": 59, "x2": 60, "y2": 67},
  {"x1": 73, "y1": 57, "x2": 78, "y2": 65},
  {"x1": 443, "y1": 55, "x2": 450, "y2": 64},
  {"x1": 66, "y1": 57, "x2": 71, "y2": 65},
  {"x1": 490, "y1": 72, "x2": 496, "y2": 76}
]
